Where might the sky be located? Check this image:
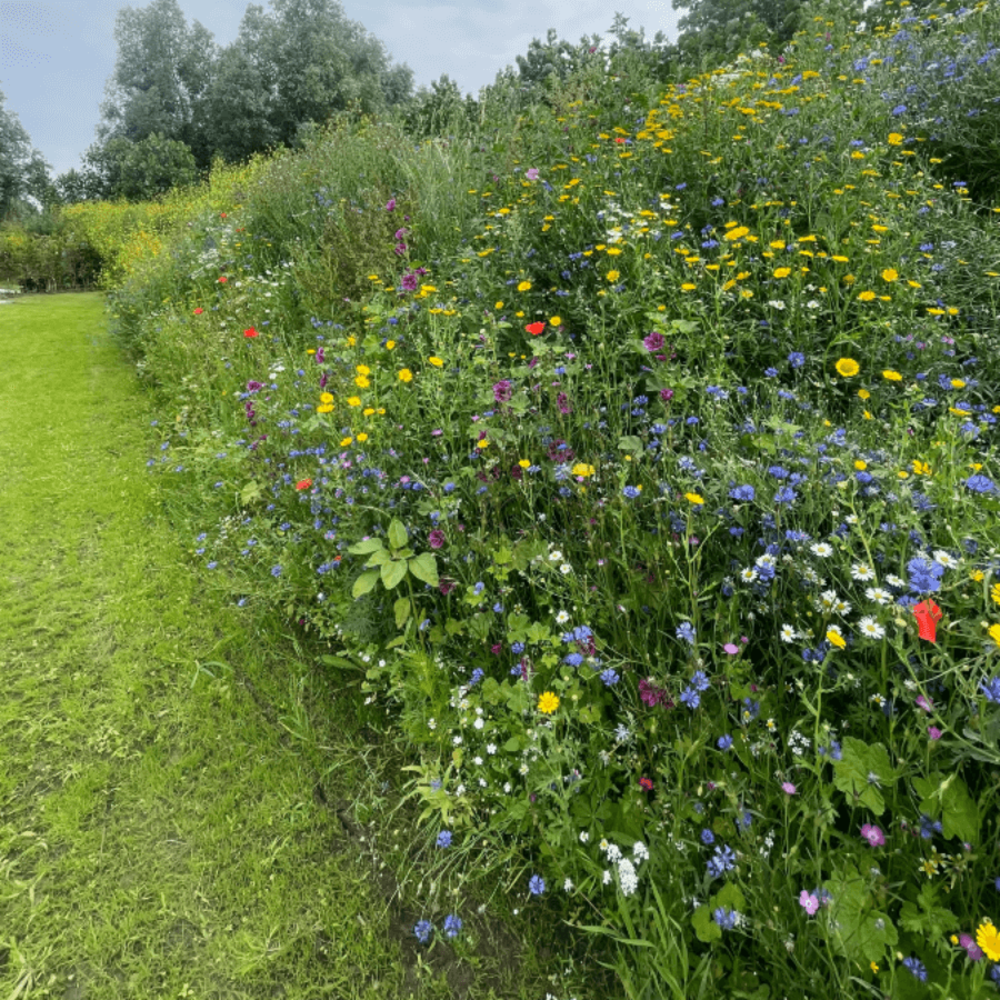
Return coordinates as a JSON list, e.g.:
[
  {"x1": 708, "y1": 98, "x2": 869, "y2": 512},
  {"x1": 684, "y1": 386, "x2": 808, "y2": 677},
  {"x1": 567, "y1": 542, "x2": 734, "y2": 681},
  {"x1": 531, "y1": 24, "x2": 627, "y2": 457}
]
[{"x1": 0, "y1": 0, "x2": 680, "y2": 182}]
